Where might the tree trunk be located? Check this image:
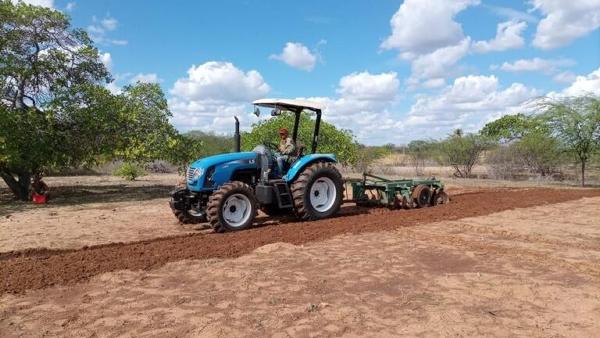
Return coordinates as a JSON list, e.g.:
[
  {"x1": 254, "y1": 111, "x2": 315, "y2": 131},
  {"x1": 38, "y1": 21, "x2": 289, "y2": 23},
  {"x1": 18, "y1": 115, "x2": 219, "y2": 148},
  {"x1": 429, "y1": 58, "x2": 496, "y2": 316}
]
[
  {"x1": 581, "y1": 160, "x2": 586, "y2": 187},
  {"x1": 0, "y1": 170, "x2": 31, "y2": 201}
]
